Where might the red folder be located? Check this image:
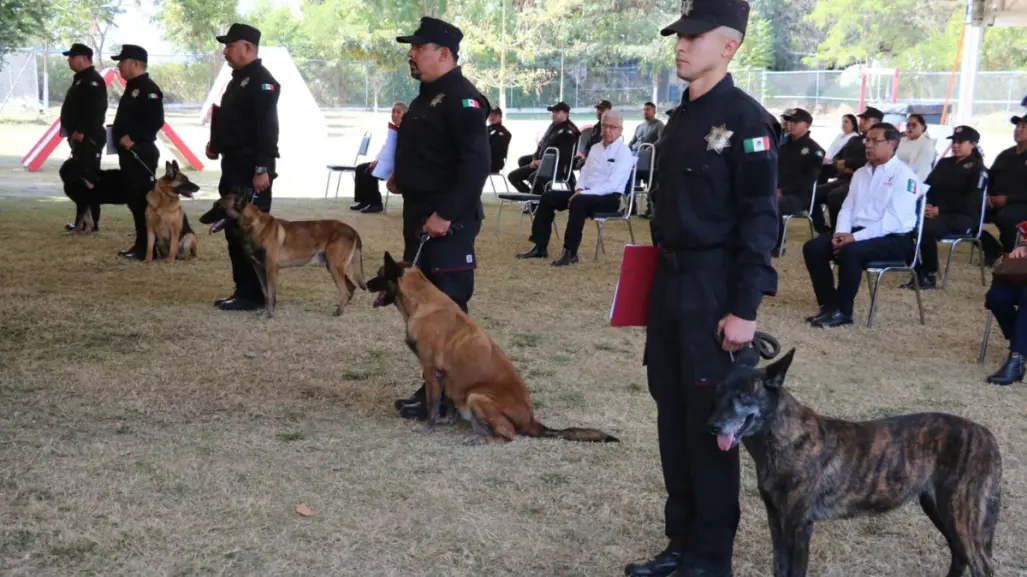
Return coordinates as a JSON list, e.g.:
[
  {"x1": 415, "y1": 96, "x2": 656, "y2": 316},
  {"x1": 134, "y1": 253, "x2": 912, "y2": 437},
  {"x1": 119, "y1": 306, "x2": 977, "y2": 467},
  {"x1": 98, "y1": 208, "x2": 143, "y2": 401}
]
[{"x1": 609, "y1": 245, "x2": 659, "y2": 327}]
